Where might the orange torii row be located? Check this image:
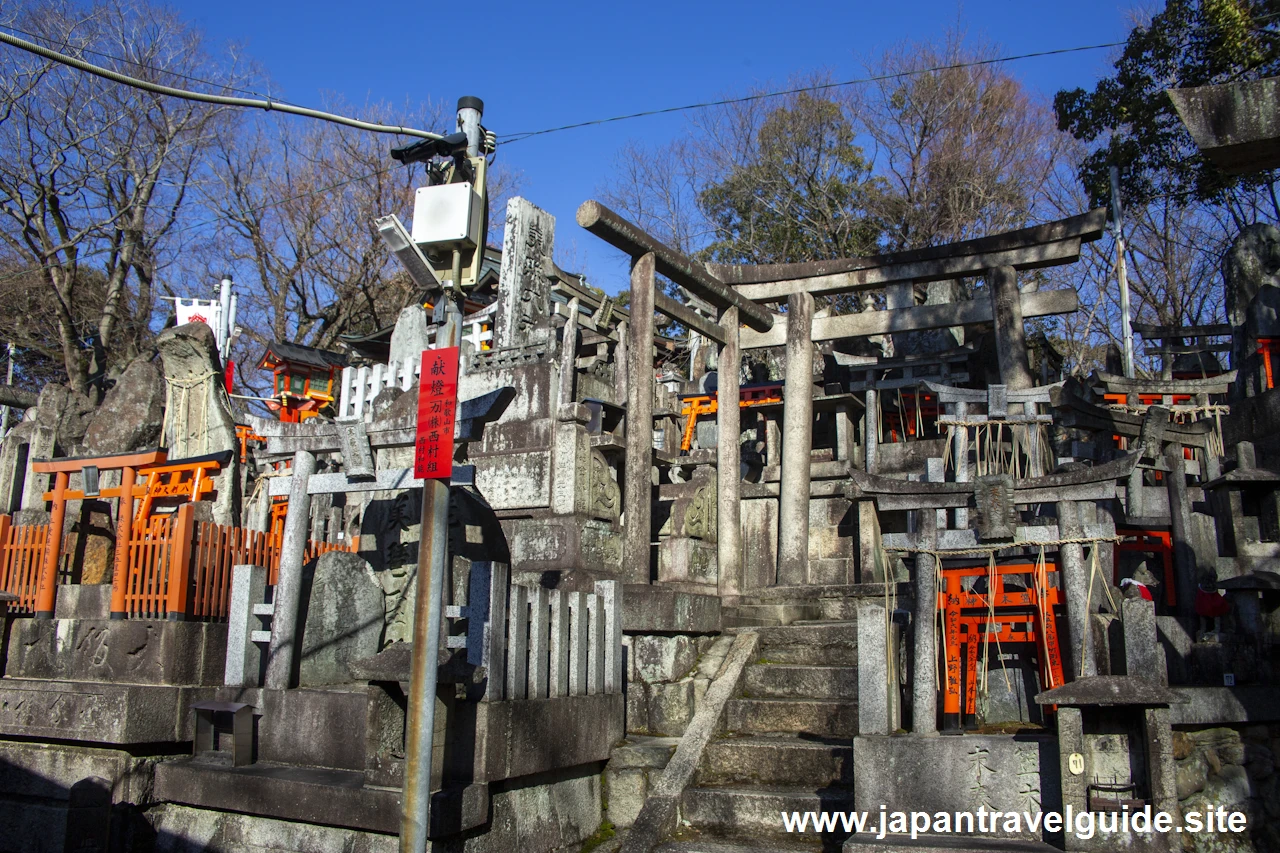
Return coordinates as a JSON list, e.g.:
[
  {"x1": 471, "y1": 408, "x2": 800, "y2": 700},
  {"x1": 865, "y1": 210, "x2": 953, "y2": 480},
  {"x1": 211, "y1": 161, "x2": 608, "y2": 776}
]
[
  {"x1": 30, "y1": 449, "x2": 227, "y2": 619},
  {"x1": 937, "y1": 558, "x2": 1066, "y2": 730}
]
